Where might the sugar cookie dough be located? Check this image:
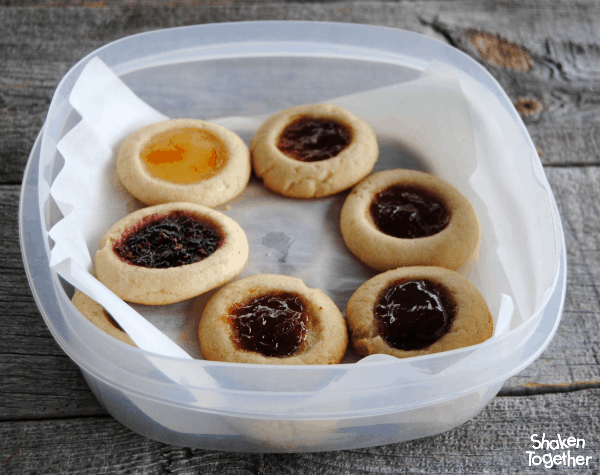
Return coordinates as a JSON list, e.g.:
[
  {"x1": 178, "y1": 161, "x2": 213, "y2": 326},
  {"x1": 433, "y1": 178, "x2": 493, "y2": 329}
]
[
  {"x1": 117, "y1": 119, "x2": 251, "y2": 208},
  {"x1": 340, "y1": 169, "x2": 480, "y2": 271},
  {"x1": 72, "y1": 290, "x2": 135, "y2": 347},
  {"x1": 346, "y1": 266, "x2": 493, "y2": 359},
  {"x1": 95, "y1": 202, "x2": 249, "y2": 305},
  {"x1": 250, "y1": 104, "x2": 378, "y2": 198},
  {"x1": 198, "y1": 274, "x2": 348, "y2": 365}
]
